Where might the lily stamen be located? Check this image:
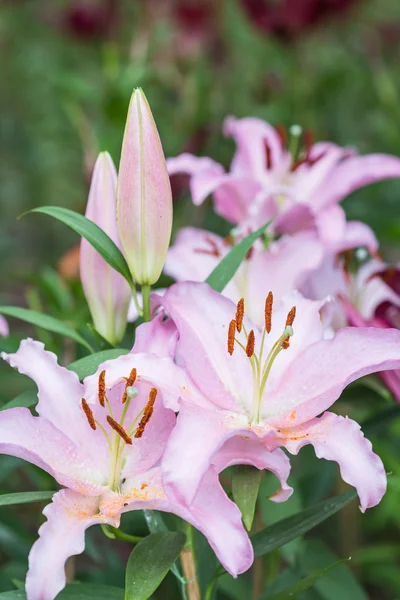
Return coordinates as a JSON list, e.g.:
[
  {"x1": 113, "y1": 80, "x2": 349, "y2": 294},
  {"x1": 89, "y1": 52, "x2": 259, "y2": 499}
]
[
  {"x1": 106, "y1": 415, "x2": 133, "y2": 445},
  {"x1": 122, "y1": 368, "x2": 137, "y2": 404},
  {"x1": 228, "y1": 319, "x2": 236, "y2": 355},
  {"x1": 98, "y1": 370, "x2": 106, "y2": 407},
  {"x1": 235, "y1": 298, "x2": 245, "y2": 333},
  {"x1": 135, "y1": 388, "x2": 157, "y2": 439},
  {"x1": 81, "y1": 398, "x2": 96, "y2": 430}
]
